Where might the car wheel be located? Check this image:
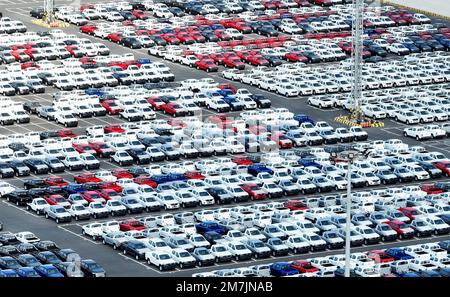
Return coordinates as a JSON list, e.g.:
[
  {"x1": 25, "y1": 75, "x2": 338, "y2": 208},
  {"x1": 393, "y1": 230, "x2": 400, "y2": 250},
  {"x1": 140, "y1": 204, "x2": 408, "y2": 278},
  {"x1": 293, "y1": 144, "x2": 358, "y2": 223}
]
[
  {"x1": 135, "y1": 254, "x2": 139, "y2": 260},
  {"x1": 159, "y1": 265, "x2": 163, "y2": 271},
  {"x1": 45, "y1": 213, "x2": 49, "y2": 219},
  {"x1": 113, "y1": 244, "x2": 117, "y2": 250},
  {"x1": 235, "y1": 255, "x2": 239, "y2": 261},
  {"x1": 75, "y1": 216, "x2": 79, "y2": 221},
  {"x1": 56, "y1": 218, "x2": 60, "y2": 224}
]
